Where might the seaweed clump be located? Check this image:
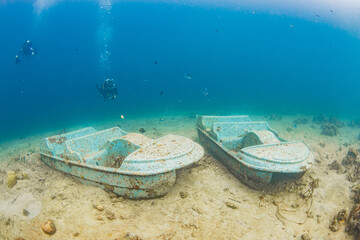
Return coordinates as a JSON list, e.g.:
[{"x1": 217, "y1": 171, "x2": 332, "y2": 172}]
[
  {"x1": 346, "y1": 203, "x2": 360, "y2": 237},
  {"x1": 312, "y1": 114, "x2": 344, "y2": 136},
  {"x1": 345, "y1": 185, "x2": 360, "y2": 238},
  {"x1": 329, "y1": 209, "x2": 348, "y2": 232},
  {"x1": 343, "y1": 150, "x2": 360, "y2": 239},
  {"x1": 342, "y1": 148, "x2": 360, "y2": 182},
  {"x1": 321, "y1": 122, "x2": 338, "y2": 137}
]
